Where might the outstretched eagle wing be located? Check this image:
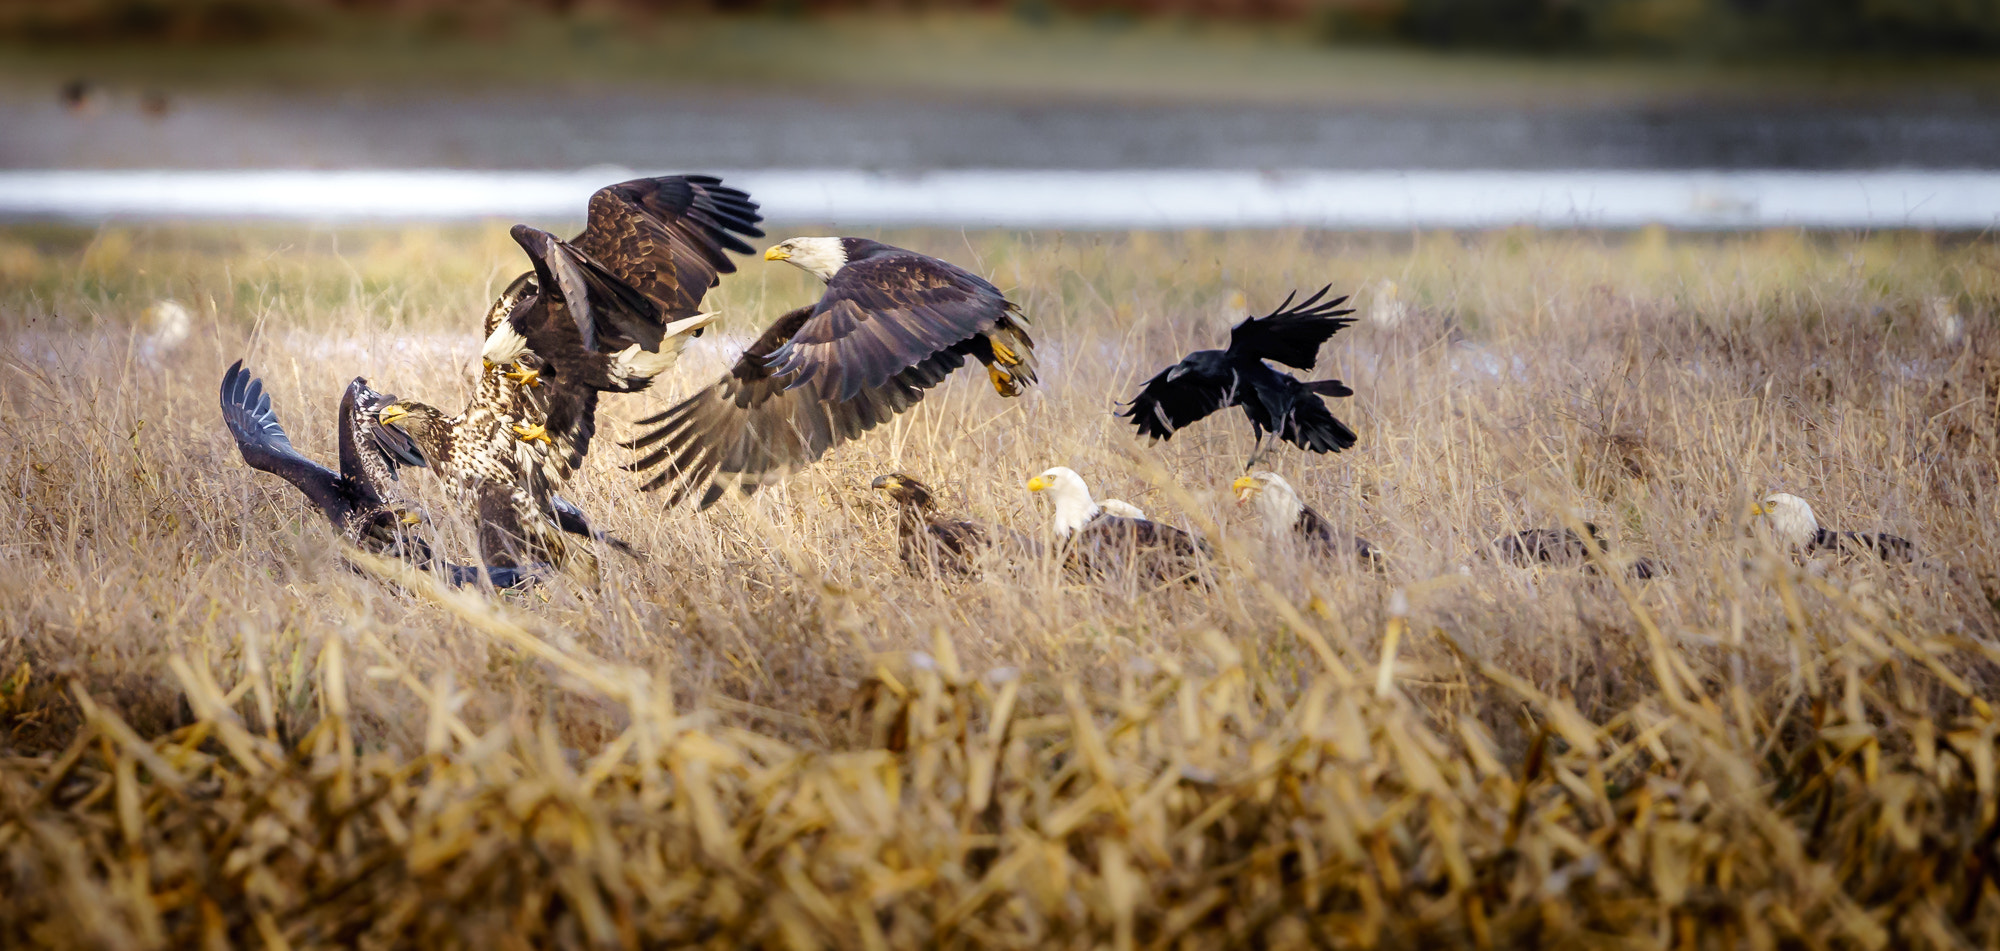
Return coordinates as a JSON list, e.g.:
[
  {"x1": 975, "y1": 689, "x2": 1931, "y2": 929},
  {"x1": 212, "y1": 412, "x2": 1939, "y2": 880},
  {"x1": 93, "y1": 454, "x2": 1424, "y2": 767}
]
[
  {"x1": 571, "y1": 175, "x2": 764, "y2": 330},
  {"x1": 1118, "y1": 363, "x2": 1237, "y2": 442},
  {"x1": 220, "y1": 360, "x2": 352, "y2": 524},
  {"x1": 623, "y1": 306, "x2": 971, "y2": 508},
  {"x1": 1226, "y1": 285, "x2": 1355, "y2": 371},
  {"x1": 762, "y1": 252, "x2": 1016, "y2": 404}
]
